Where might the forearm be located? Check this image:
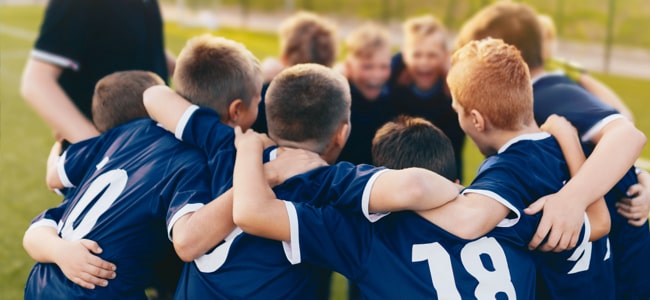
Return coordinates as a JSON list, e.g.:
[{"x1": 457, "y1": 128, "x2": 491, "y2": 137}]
[
  {"x1": 369, "y1": 168, "x2": 459, "y2": 212},
  {"x1": 564, "y1": 120, "x2": 646, "y2": 207},
  {"x1": 46, "y1": 142, "x2": 64, "y2": 190},
  {"x1": 23, "y1": 226, "x2": 65, "y2": 263},
  {"x1": 419, "y1": 194, "x2": 510, "y2": 240},
  {"x1": 171, "y1": 190, "x2": 237, "y2": 262},
  {"x1": 21, "y1": 59, "x2": 99, "y2": 142},
  {"x1": 232, "y1": 142, "x2": 290, "y2": 241}
]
